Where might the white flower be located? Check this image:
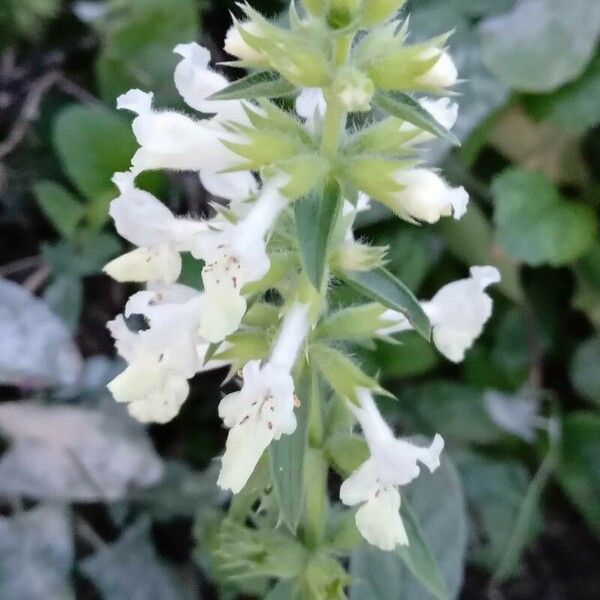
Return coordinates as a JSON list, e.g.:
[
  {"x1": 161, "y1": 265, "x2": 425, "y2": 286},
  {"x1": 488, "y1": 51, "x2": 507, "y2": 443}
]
[
  {"x1": 104, "y1": 172, "x2": 209, "y2": 284},
  {"x1": 417, "y1": 48, "x2": 458, "y2": 88},
  {"x1": 117, "y1": 89, "x2": 241, "y2": 175},
  {"x1": 380, "y1": 266, "x2": 501, "y2": 362},
  {"x1": 217, "y1": 304, "x2": 309, "y2": 493},
  {"x1": 123, "y1": 284, "x2": 205, "y2": 360},
  {"x1": 224, "y1": 21, "x2": 266, "y2": 63},
  {"x1": 107, "y1": 284, "x2": 227, "y2": 423},
  {"x1": 173, "y1": 42, "x2": 248, "y2": 124},
  {"x1": 200, "y1": 170, "x2": 258, "y2": 203},
  {"x1": 400, "y1": 97, "x2": 459, "y2": 144},
  {"x1": 485, "y1": 388, "x2": 545, "y2": 443},
  {"x1": 106, "y1": 313, "x2": 195, "y2": 424},
  {"x1": 295, "y1": 88, "x2": 327, "y2": 120},
  {"x1": 192, "y1": 181, "x2": 288, "y2": 342},
  {"x1": 217, "y1": 361, "x2": 296, "y2": 493},
  {"x1": 420, "y1": 97, "x2": 459, "y2": 130},
  {"x1": 392, "y1": 169, "x2": 468, "y2": 223},
  {"x1": 340, "y1": 389, "x2": 444, "y2": 551},
  {"x1": 295, "y1": 88, "x2": 326, "y2": 134}
]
